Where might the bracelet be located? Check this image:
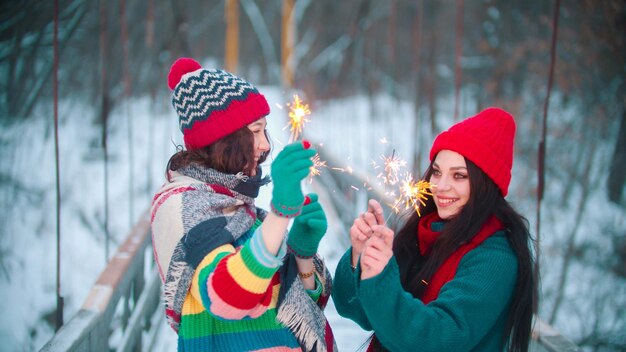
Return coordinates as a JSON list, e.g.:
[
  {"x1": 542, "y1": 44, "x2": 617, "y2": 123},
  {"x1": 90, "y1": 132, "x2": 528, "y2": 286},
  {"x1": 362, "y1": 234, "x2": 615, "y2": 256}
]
[
  {"x1": 299, "y1": 268, "x2": 315, "y2": 279},
  {"x1": 270, "y1": 202, "x2": 302, "y2": 218}
]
